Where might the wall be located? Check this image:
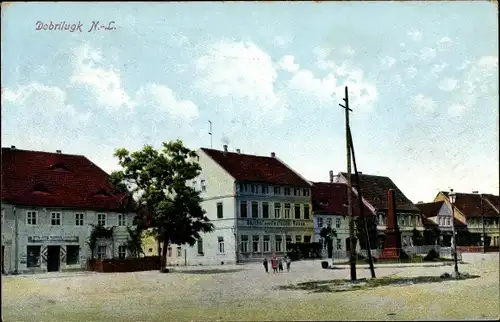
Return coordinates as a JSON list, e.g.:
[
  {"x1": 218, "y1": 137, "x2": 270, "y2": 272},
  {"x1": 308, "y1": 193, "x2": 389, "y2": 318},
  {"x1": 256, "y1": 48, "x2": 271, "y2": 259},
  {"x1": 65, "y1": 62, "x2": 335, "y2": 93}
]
[
  {"x1": 313, "y1": 214, "x2": 354, "y2": 252},
  {"x1": 1, "y1": 203, "x2": 136, "y2": 274}
]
